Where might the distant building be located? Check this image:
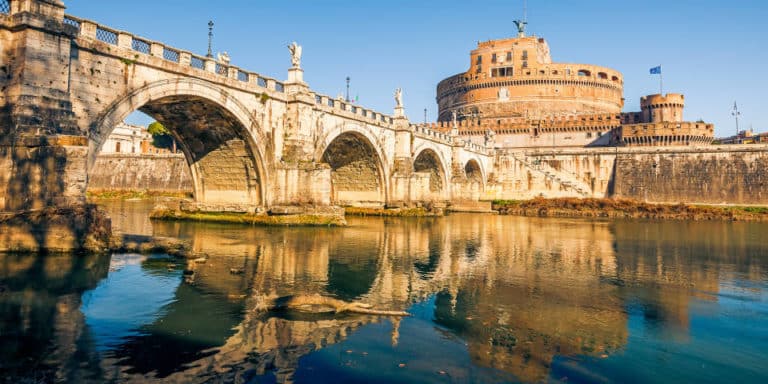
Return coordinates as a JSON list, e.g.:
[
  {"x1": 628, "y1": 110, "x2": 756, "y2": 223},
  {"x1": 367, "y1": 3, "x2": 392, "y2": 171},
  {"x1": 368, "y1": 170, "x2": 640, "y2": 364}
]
[
  {"x1": 717, "y1": 129, "x2": 768, "y2": 145},
  {"x1": 433, "y1": 30, "x2": 714, "y2": 148},
  {"x1": 101, "y1": 122, "x2": 178, "y2": 154},
  {"x1": 101, "y1": 122, "x2": 150, "y2": 154}
]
